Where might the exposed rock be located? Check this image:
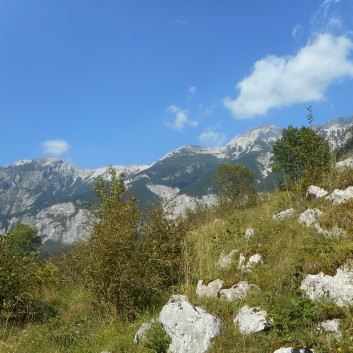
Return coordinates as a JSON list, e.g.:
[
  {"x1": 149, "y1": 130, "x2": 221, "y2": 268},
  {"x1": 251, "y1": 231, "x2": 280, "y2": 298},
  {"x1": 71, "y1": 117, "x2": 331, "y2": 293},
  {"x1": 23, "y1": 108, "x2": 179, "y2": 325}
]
[
  {"x1": 159, "y1": 295, "x2": 221, "y2": 353},
  {"x1": 217, "y1": 249, "x2": 238, "y2": 269},
  {"x1": 272, "y1": 208, "x2": 295, "y2": 220},
  {"x1": 301, "y1": 261, "x2": 353, "y2": 307},
  {"x1": 245, "y1": 228, "x2": 255, "y2": 238},
  {"x1": 238, "y1": 253, "x2": 262, "y2": 271},
  {"x1": 234, "y1": 305, "x2": 272, "y2": 334},
  {"x1": 298, "y1": 208, "x2": 324, "y2": 227},
  {"x1": 317, "y1": 319, "x2": 341, "y2": 337},
  {"x1": 219, "y1": 281, "x2": 258, "y2": 301},
  {"x1": 196, "y1": 279, "x2": 224, "y2": 298},
  {"x1": 306, "y1": 185, "x2": 328, "y2": 198},
  {"x1": 326, "y1": 186, "x2": 353, "y2": 205},
  {"x1": 336, "y1": 156, "x2": 353, "y2": 169}
]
